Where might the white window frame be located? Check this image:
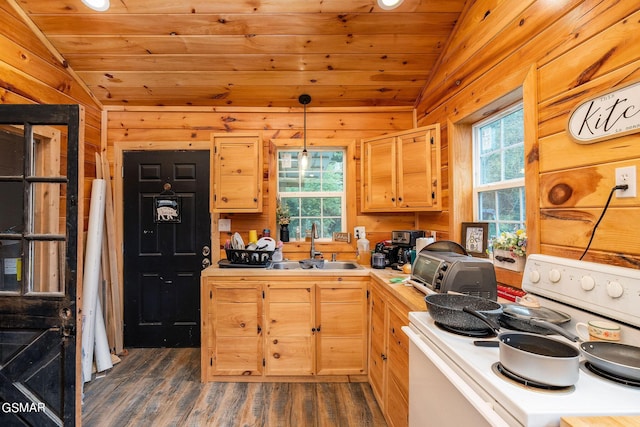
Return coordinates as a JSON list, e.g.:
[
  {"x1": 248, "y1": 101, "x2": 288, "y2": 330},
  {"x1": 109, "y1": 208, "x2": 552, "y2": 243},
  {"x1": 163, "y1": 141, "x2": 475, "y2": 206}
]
[
  {"x1": 276, "y1": 147, "x2": 347, "y2": 241},
  {"x1": 472, "y1": 102, "x2": 525, "y2": 235}
]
